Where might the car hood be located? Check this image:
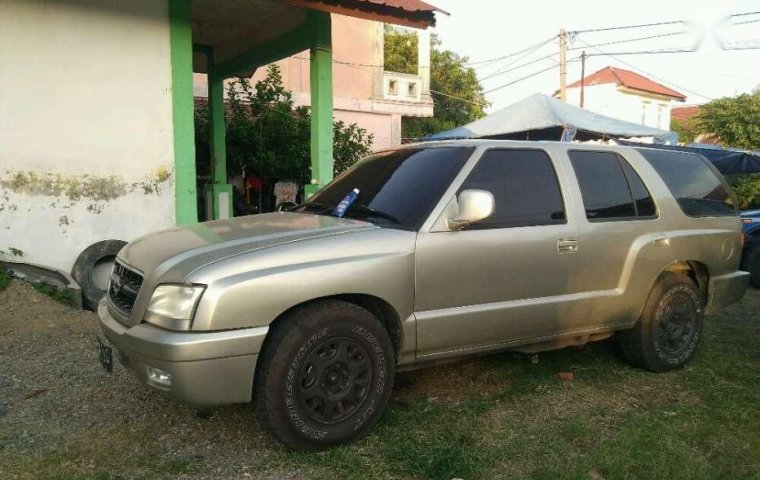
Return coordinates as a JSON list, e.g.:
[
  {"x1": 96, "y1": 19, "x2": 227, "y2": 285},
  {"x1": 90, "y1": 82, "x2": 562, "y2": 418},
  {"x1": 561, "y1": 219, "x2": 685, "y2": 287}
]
[{"x1": 118, "y1": 212, "x2": 378, "y2": 279}]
